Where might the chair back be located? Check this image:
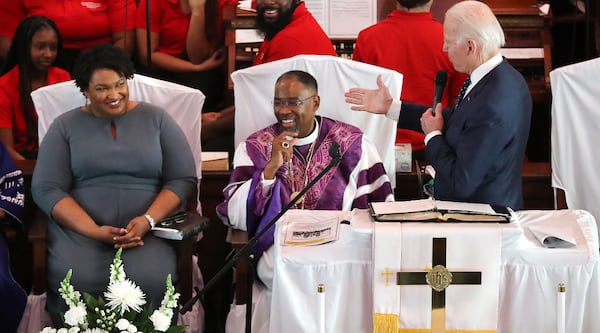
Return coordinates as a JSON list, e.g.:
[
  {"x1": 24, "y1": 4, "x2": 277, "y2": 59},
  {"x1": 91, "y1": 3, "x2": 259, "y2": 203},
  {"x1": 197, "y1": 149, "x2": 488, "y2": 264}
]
[
  {"x1": 550, "y1": 57, "x2": 600, "y2": 229},
  {"x1": 31, "y1": 74, "x2": 205, "y2": 212},
  {"x1": 231, "y1": 55, "x2": 403, "y2": 187}
]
